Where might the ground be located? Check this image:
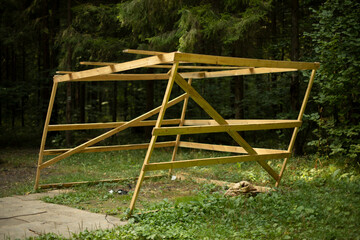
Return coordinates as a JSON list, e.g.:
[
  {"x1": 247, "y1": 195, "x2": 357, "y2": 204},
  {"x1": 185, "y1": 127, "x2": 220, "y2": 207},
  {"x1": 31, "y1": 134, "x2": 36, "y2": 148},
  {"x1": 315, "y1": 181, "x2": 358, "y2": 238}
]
[{"x1": 1, "y1": 148, "x2": 360, "y2": 239}]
